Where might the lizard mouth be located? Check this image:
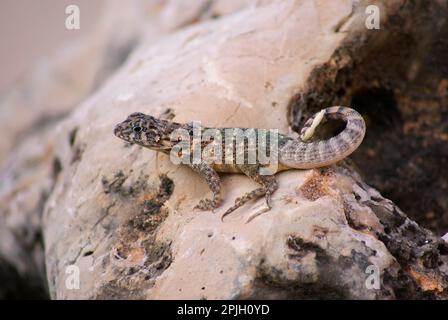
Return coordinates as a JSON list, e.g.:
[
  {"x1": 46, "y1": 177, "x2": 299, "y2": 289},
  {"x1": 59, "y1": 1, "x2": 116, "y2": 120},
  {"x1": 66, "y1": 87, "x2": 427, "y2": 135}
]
[{"x1": 113, "y1": 124, "x2": 125, "y2": 138}]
